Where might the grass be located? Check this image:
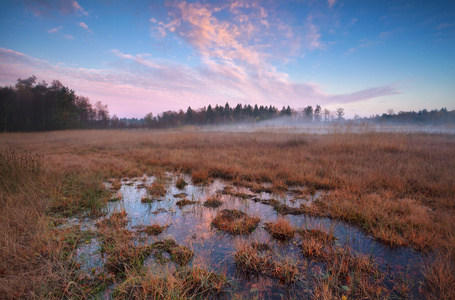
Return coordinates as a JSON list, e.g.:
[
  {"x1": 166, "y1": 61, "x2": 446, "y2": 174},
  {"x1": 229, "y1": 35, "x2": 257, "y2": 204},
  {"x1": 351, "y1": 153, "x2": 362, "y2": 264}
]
[
  {"x1": 96, "y1": 210, "x2": 128, "y2": 228},
  {"x1": 311, "y1": 247, "x2": 387, "y2": 299},
  {"x1": 176, "y1": 199, "x2": 197, "y2": 207},
  {"x1": 139, "y1": 224, "x2": 167, "y2": 236},
  {"x1": 211, "y1": 209, "x2": 260, "y2": 235},
  {"x1": 264, "y1": 217, "x2": 296, "y2": 240},
  {"x1": 191, "y1": 170, "x2": 210, "y2": 184},
  {"x1": 254, "y1": 198, "x2": 303, "y2": 215},
  {"x1": 108, "y1": 178, "x2": 122, "y2": 191},
  {"x1": 221, "y1": 186, "x2": 254, "y2": 199},
  {"x1": 147, "y1": 181, "x2": 167, "y2": 198},
  {"x1": 150, "y1": 239, "x2": 194, "y2": 266},
  {"x1": 234, "y1": 242, "x2": 300, "y2": 283},
  {"x1": 176, "y1": 177, "x2": 188, "y2": 189},
  {"x1": 113, "y1": 265, "x2": 229, "y2": 299},
  {"x1": 203, "y1": 194, "x2": 223, "y2": 208},
  {"x1": 1, "y1": 129, "x2": 454, "y2": 298},
  {"x1": 173, "y1": 192, "x2": 188, "y2": 198},
  {"x1": 105, "y1": 244, "x2": 154, "y2": 275},
  {"x1": 298, "y1": 227, "x2": 337, "y2": 260}
]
